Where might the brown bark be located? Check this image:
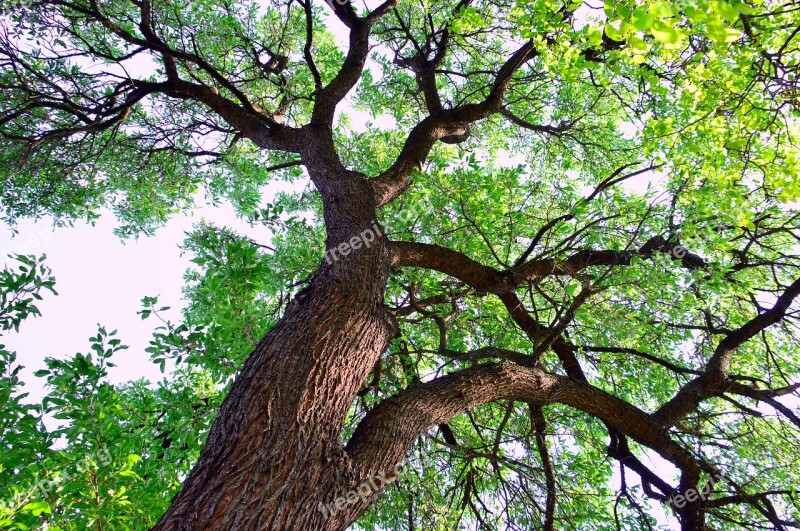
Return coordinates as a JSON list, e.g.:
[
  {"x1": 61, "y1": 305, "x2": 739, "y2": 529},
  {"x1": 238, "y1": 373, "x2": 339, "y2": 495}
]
[
  {"x1": 153, "y1": 129, "x2": 396, "y2": 530},
  {"x1": 132, "y1": 5, "x2": 798, "y2": 529},
  {"x1": 150, "y1": 125, "x2": 800, "y2": 531}
]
